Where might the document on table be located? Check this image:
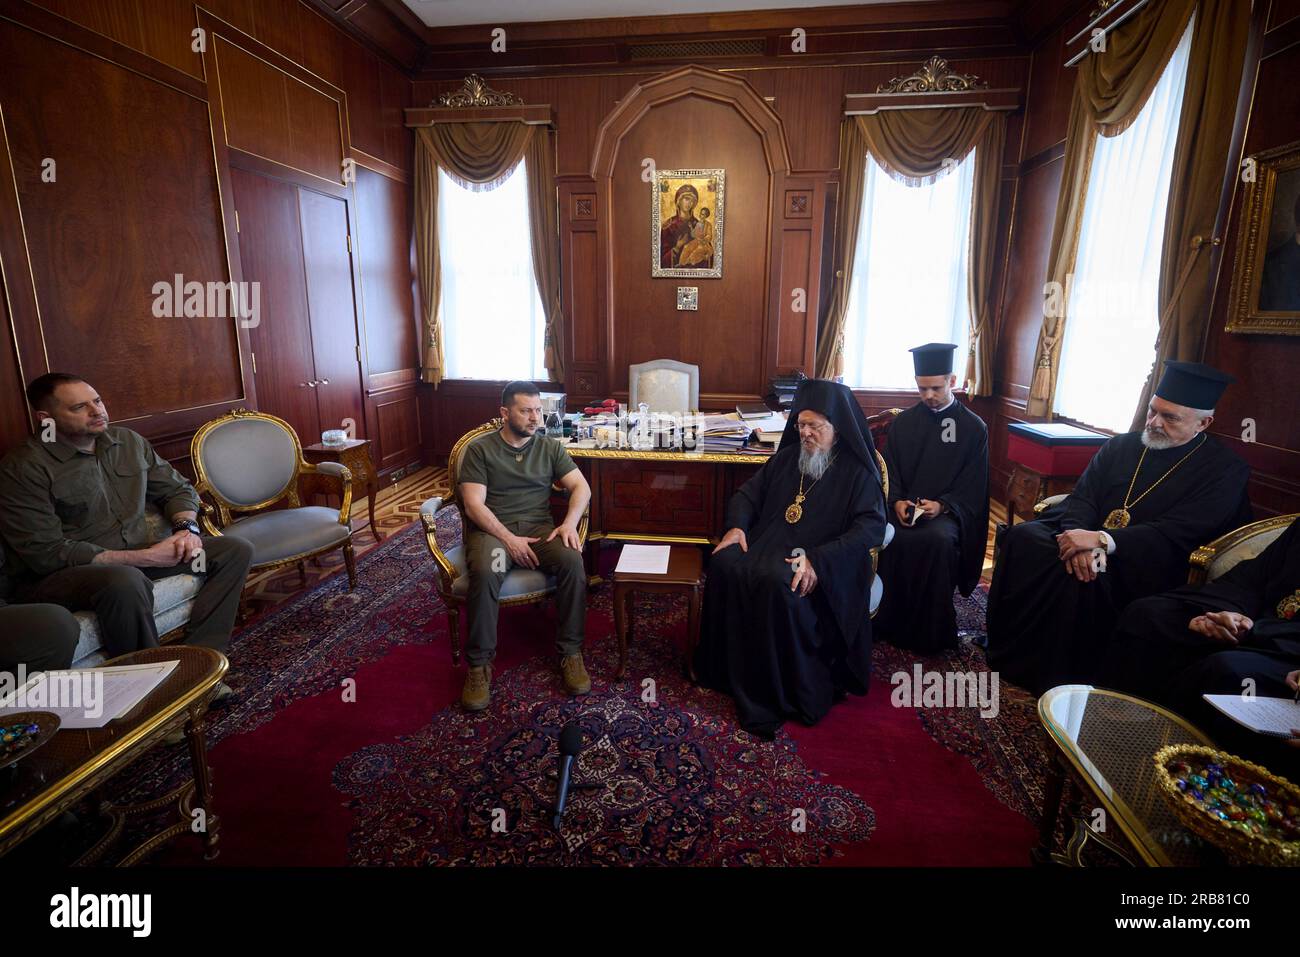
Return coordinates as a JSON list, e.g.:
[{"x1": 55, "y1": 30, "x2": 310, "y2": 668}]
[
  {"x1": 615, "y1": 544, "x2": 671, "y2": 575},
  {"x1": 1203, "y1": 694, "x2": 1300, "y2": 738},
  {"x1": 0, "y1": 660, "x2": 179, "y2": 729}
]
